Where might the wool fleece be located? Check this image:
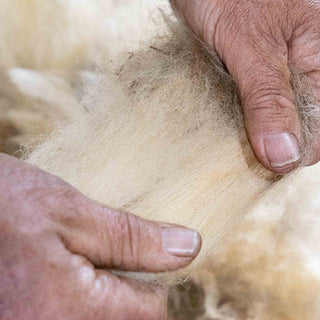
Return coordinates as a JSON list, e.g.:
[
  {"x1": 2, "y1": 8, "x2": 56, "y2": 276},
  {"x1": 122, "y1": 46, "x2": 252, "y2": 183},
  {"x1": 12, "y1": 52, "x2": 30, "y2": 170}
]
[
  {"x1": 2, "y1": 0, "x2": 320, "y2": 319},
  {"x1": 0, "y1": 0, "x2": 163, "y2": 154}
]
